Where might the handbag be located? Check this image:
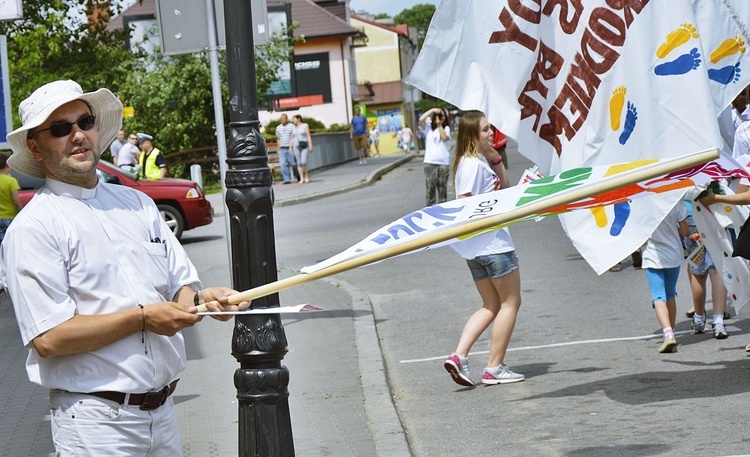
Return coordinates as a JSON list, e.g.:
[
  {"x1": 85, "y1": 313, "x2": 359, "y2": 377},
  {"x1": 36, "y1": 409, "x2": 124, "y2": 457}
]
[
  {"x1": 732, "y1": 216, "x2": 750, "y2": 260},
  {"x1": 298, "y1": 141, "x2": 308, "y2": 150}
]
